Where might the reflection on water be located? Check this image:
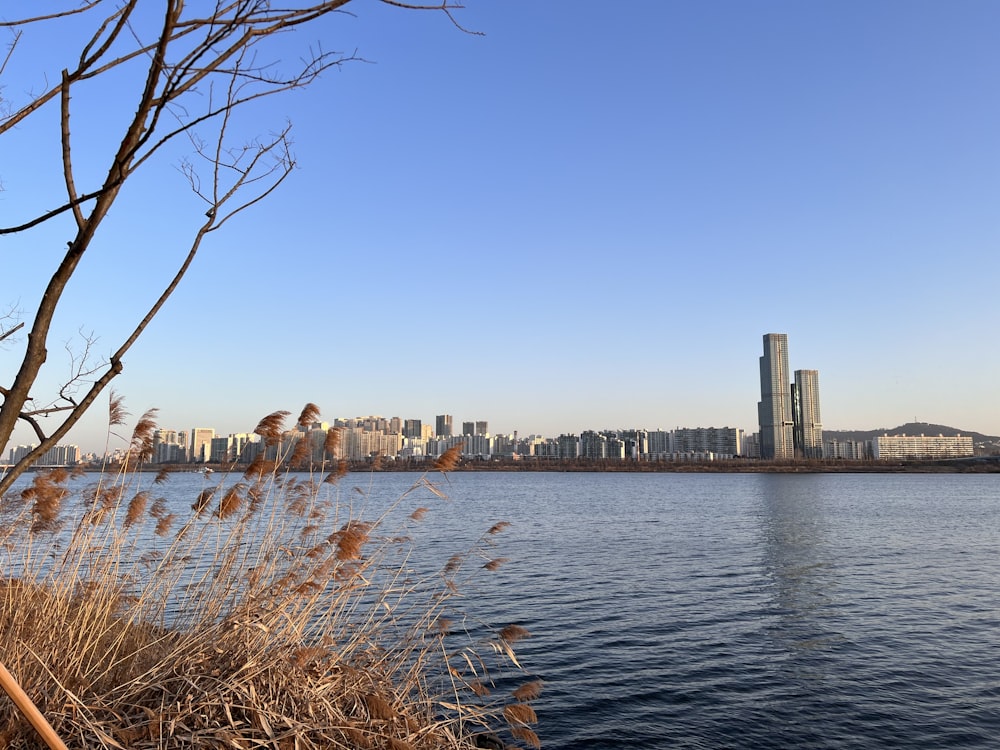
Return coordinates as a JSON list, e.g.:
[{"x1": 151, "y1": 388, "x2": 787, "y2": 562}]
[{"x1": 757, "y1": 474, "x2": 843, "y2": 662}]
